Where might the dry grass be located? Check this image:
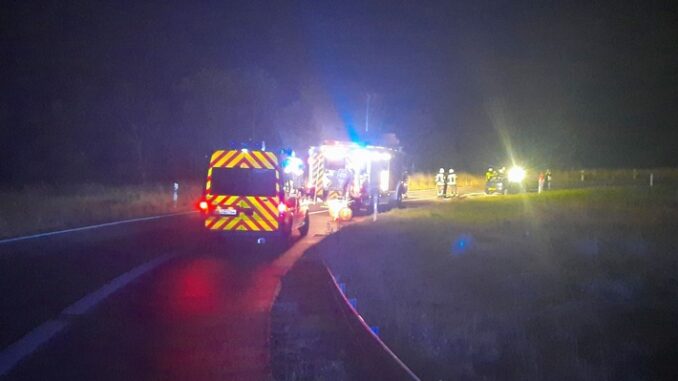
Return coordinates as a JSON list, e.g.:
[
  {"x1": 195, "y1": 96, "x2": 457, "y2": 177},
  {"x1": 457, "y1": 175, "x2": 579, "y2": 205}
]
[
  {"x1": 316, "y1": 186, "x2": 678, "y2": 380},
  {"x1": 410, "y1": 168, "x2": 678, "y2": 191},
  {"x1": 0, "y1": 182, "x2": 203, "y2": 239},
  {"x1": 408, "y1": 172, "x2": 485, "y2": 191}
]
